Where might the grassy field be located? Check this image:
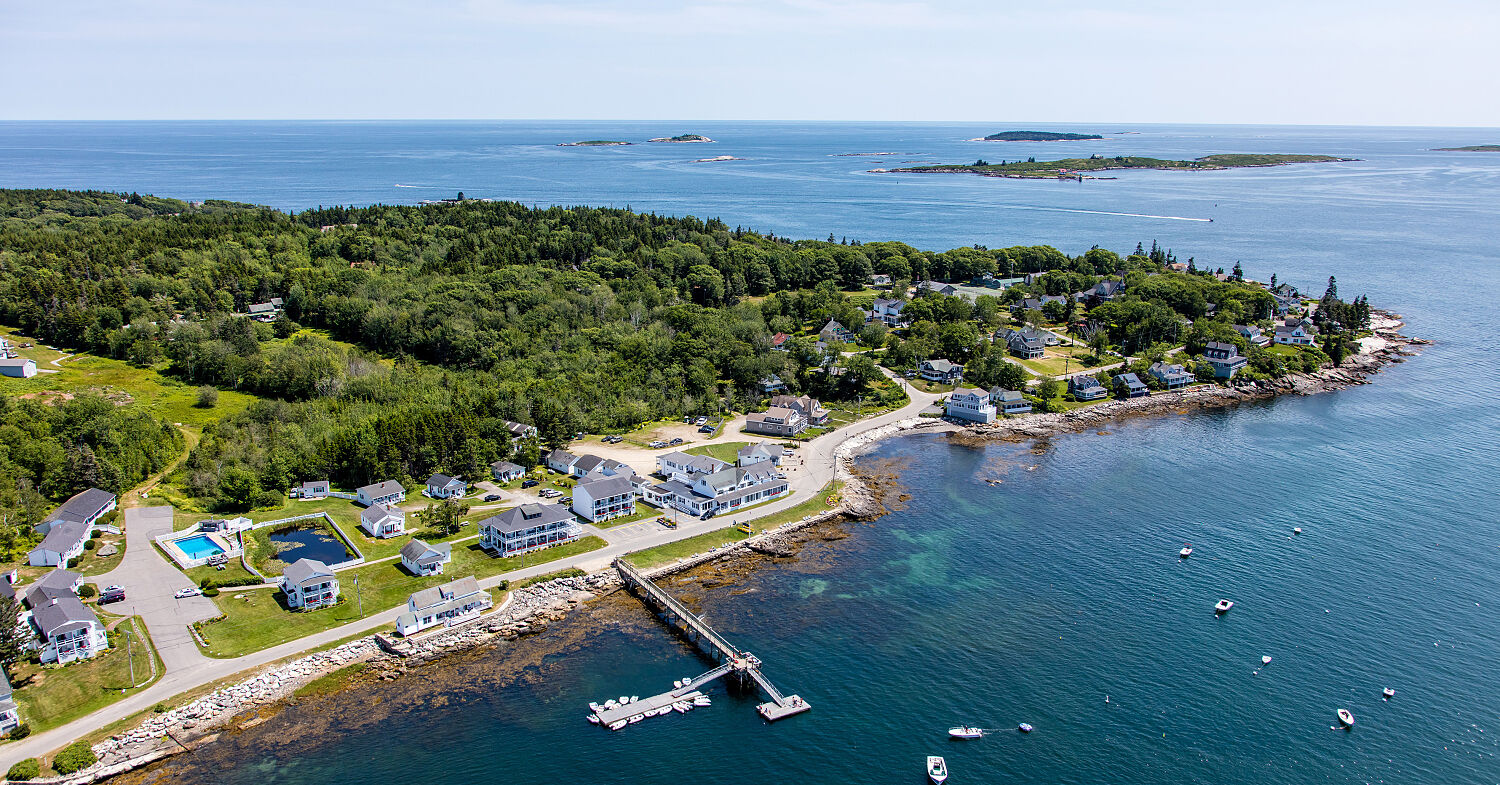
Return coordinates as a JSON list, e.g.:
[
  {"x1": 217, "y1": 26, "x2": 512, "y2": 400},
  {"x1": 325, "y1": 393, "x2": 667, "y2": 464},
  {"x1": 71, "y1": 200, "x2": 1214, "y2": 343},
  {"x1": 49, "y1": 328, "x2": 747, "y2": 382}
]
[
  {"x1": 10, "y1": 617, "x2": 162, "y2": 734},
  {"x1": 684, "y1": 441, "x2": 748, "y2": 463},
  {"x1": 195, "y1": 535, "x2": 605, "y2": 657},
  {"x1": 0, "y1": 328, "x2": 257, "y2": 431},
  {"x1": 590, "y1": 500, "x2": 663, "y2": 529}
]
